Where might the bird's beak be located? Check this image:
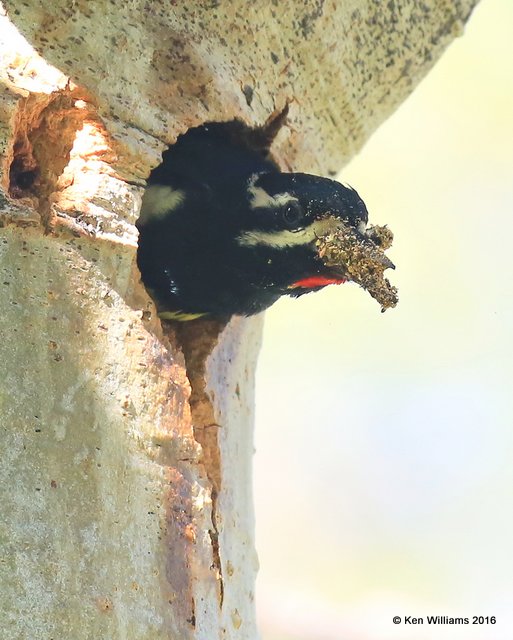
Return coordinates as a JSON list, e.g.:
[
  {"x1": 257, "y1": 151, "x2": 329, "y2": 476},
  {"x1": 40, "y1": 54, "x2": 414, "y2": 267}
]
[{"x1": 315, "y1": 217, "x2": 398, "y2": 310}]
